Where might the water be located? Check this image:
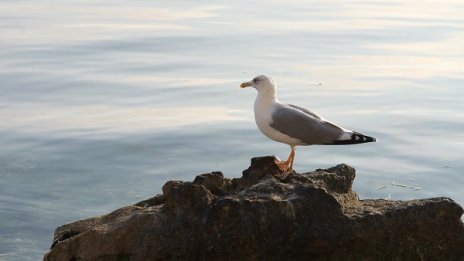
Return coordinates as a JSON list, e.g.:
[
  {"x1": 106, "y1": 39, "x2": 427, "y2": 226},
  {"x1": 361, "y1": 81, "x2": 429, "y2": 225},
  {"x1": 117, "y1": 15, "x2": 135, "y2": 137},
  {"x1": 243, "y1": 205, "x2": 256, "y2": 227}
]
[{"x1": 1, "y1": 0, "x2": 463, "y2": 259}]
